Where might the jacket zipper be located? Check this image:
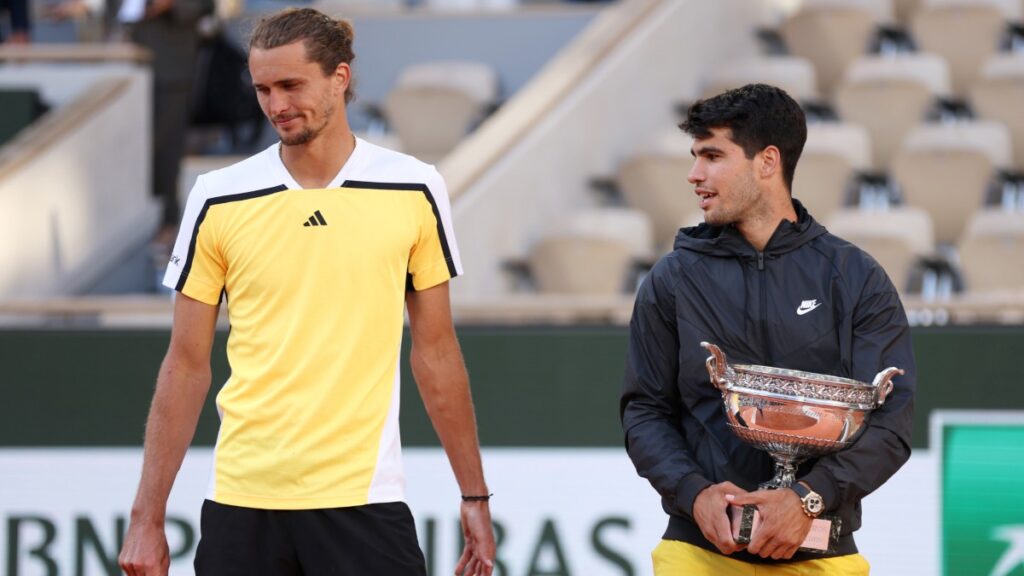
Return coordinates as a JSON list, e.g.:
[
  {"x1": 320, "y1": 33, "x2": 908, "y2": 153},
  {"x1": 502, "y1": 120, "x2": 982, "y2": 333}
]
[{"x1": 757, "y1": 251, "x2": 771, "y2": 364}]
